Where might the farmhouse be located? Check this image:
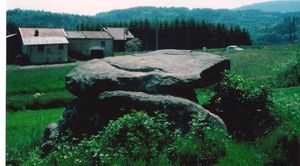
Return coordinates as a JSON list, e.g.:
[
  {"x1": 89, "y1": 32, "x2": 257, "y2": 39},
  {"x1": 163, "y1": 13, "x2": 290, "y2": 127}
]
[
  {"x1": 102, "y1": 27, "x2": 134, "y2": 51},
  {"x1": 19, "y1": 28, "x2": 69, "y2": 64},
  {"x1": 66, "y1": 31, "x2": 113, "y2": 59}
]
